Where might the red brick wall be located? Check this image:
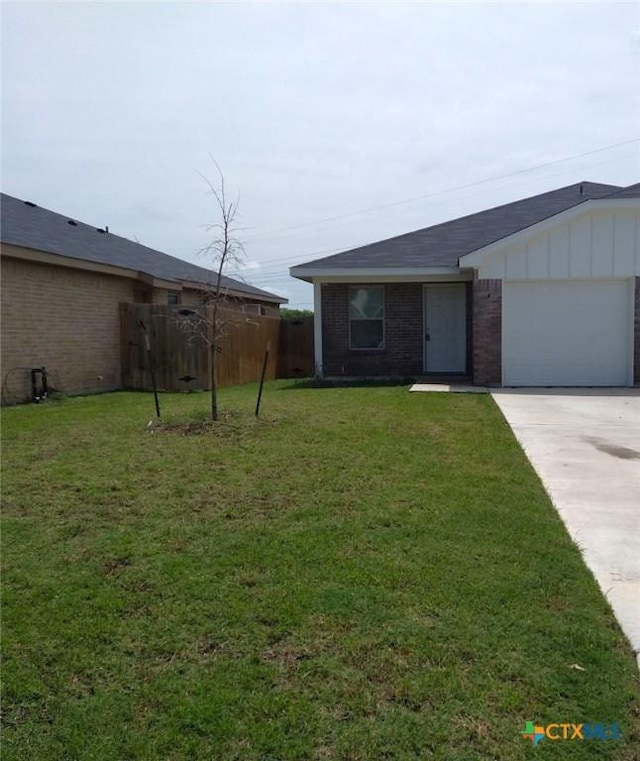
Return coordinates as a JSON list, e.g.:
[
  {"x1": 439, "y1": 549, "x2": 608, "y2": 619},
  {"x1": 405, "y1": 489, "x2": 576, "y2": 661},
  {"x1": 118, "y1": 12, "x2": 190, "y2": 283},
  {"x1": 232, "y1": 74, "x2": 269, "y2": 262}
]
[
  {"x1": 472, "y1": 277, "x2": 502, "y2": 386},
  {"x1": 634, "y1": 277, "x2": 640, "y2": 386},
  {"x1": 320, "y1": 275, "x2": 638, "y2": 386},
  {"x1": 321, "y1": 283, "x2": 423, "y2": 376}
]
